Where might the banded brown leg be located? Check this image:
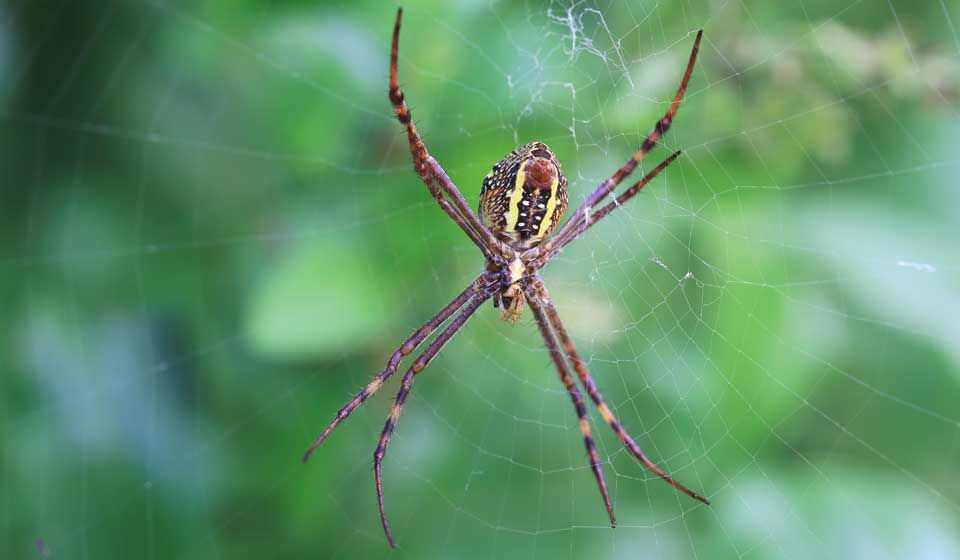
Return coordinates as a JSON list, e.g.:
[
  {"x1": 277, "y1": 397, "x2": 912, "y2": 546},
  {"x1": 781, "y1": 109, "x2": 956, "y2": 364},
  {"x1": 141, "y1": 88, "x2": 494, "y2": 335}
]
[
  {"x1": 373, "y1": 292, "x2": 490, "y2": 547},
  {"x1": 543, "y1": 30, "x2": 702, "y2": 255},
  {"x1": 526, "y1": 285, "x2": 617, "y2": 527},
  {"x1": 302, "y1": 275, "x2": 487, "y2": 463},
  {"x1": 545, "y1": 151, "x2": 682, "y2": 258},
  {"x1": 531, "y1": 278, "x2": 710, "y2": 505},
  {"x1": 389, "y1": 8, "x2": 502, "y2": 259}
]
